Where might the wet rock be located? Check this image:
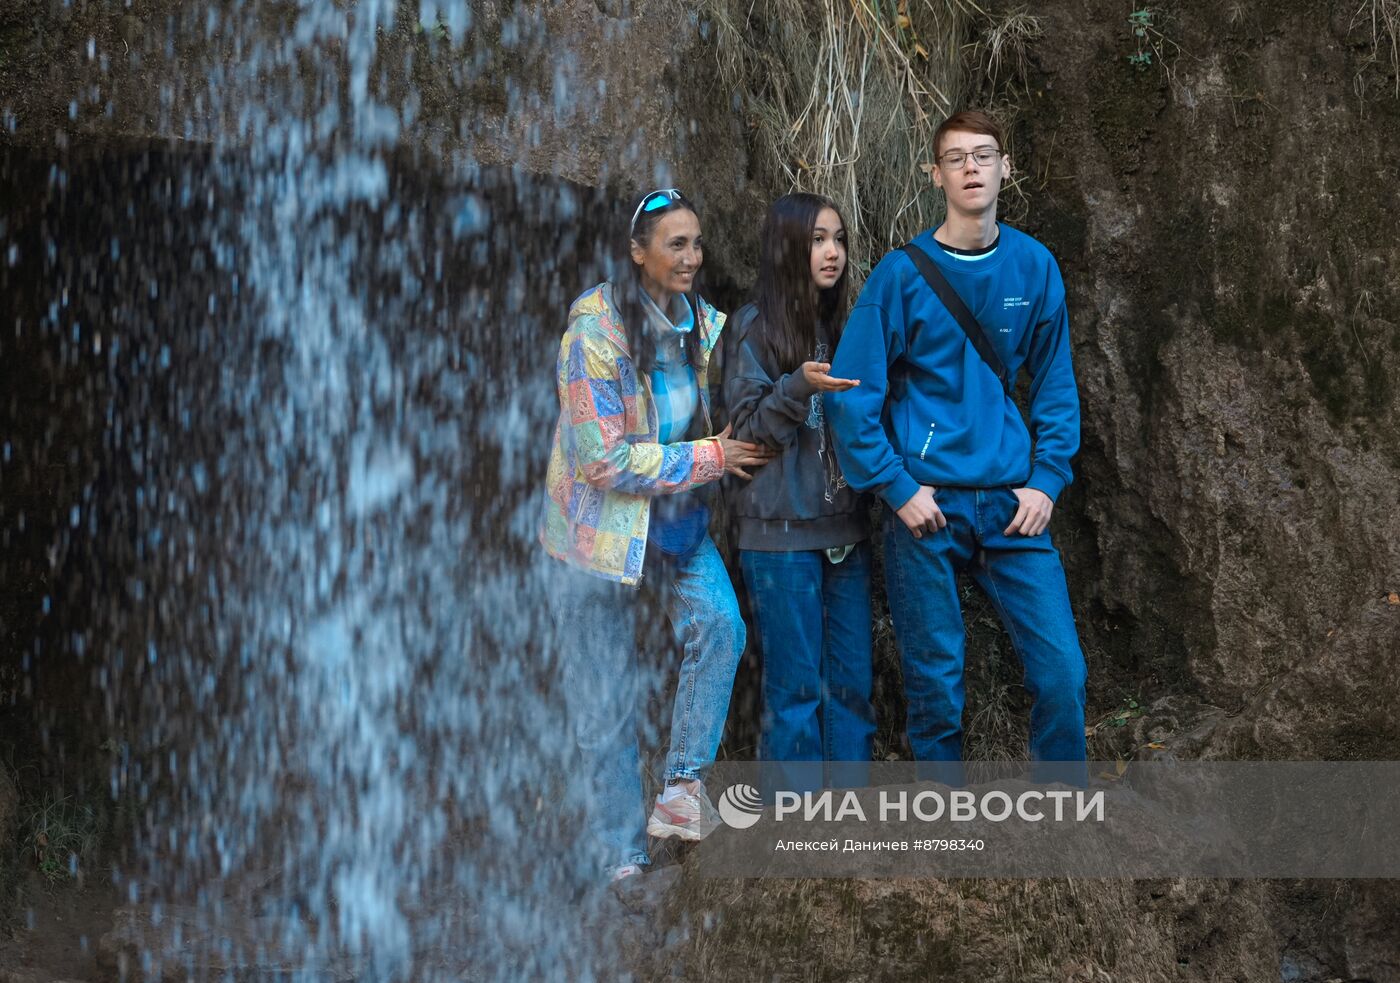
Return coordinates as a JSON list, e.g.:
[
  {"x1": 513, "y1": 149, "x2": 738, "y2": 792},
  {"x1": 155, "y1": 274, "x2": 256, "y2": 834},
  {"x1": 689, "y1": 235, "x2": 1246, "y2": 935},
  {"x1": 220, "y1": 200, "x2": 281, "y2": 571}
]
[
  {"x1": 0, "y1": 769, "x2": 16, "y2": 908},
  {"x1": 1020, "y1": 0, "x2": 1400, "y2": 764},
  {"x1": 1337, "y1": 882, "x2": 1400, "y2": 983},
  {"x1": 610, "y1": 862, "x2": 682, "y2": 914},
  {"x1": 0, "y1": 768, "x2": 15, "y2": 845},
  {"x1": 95, "y1": 906, "x2": 358, "y2": 982},
  {"x1": 116, "y1": 15, "x2": 143, "y2": 46}
]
